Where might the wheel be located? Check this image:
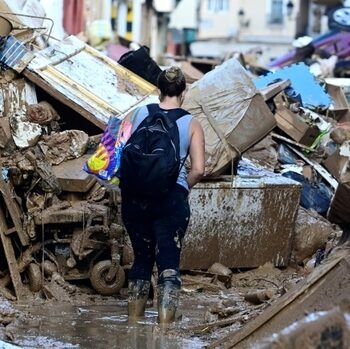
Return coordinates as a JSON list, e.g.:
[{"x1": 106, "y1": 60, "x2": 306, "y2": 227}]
[
  {"x1": 90, "y1": 260, "x2": 125, "y2": 296},
  {"x1": 328, "y1": 6, "x2": 350, "y2": 31},
  {"x1": 28, "y1": 263, "x2": 42, "y2": 292}
]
